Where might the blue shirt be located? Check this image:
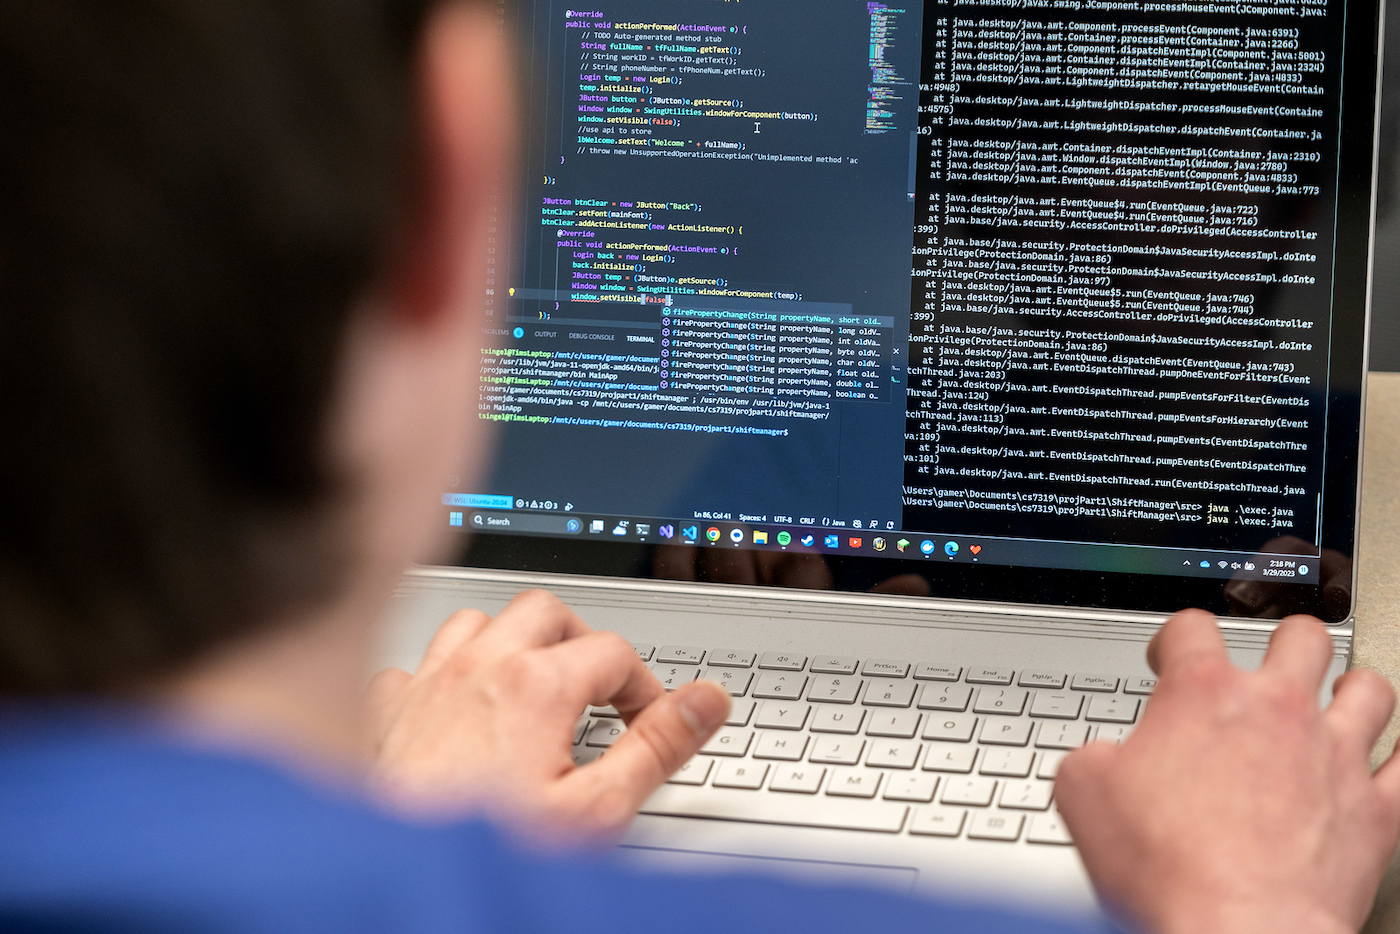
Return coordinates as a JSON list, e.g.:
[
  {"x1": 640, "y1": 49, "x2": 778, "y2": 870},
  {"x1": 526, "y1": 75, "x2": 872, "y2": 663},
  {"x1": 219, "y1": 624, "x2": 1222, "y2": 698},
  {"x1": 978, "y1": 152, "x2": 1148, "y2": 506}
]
[{"x1": 0, "y1": 707, "x2": 1121, "y2": 933}]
